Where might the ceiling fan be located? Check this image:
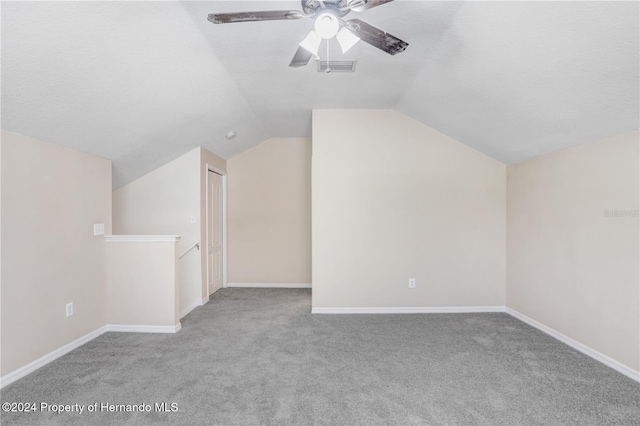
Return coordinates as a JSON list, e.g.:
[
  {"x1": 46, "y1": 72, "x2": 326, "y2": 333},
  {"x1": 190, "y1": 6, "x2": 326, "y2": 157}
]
[{"x1": 207, "y1": 0, "x2": 408, "y2": 68}]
